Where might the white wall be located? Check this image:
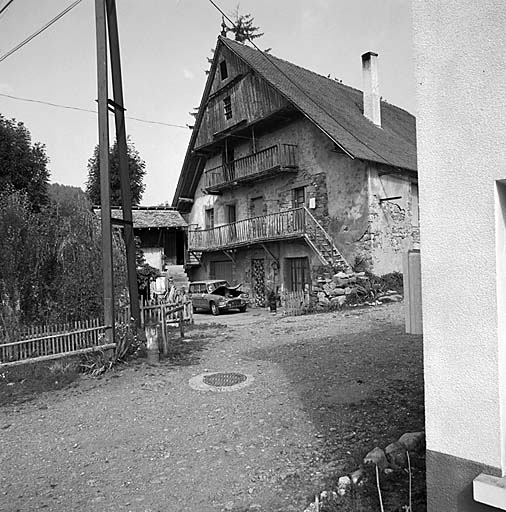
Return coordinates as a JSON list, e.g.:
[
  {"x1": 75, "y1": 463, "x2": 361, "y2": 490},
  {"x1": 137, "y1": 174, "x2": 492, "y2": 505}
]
[{"x1": 412, "y1": 0, "x2": 506, "y2": 470}]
